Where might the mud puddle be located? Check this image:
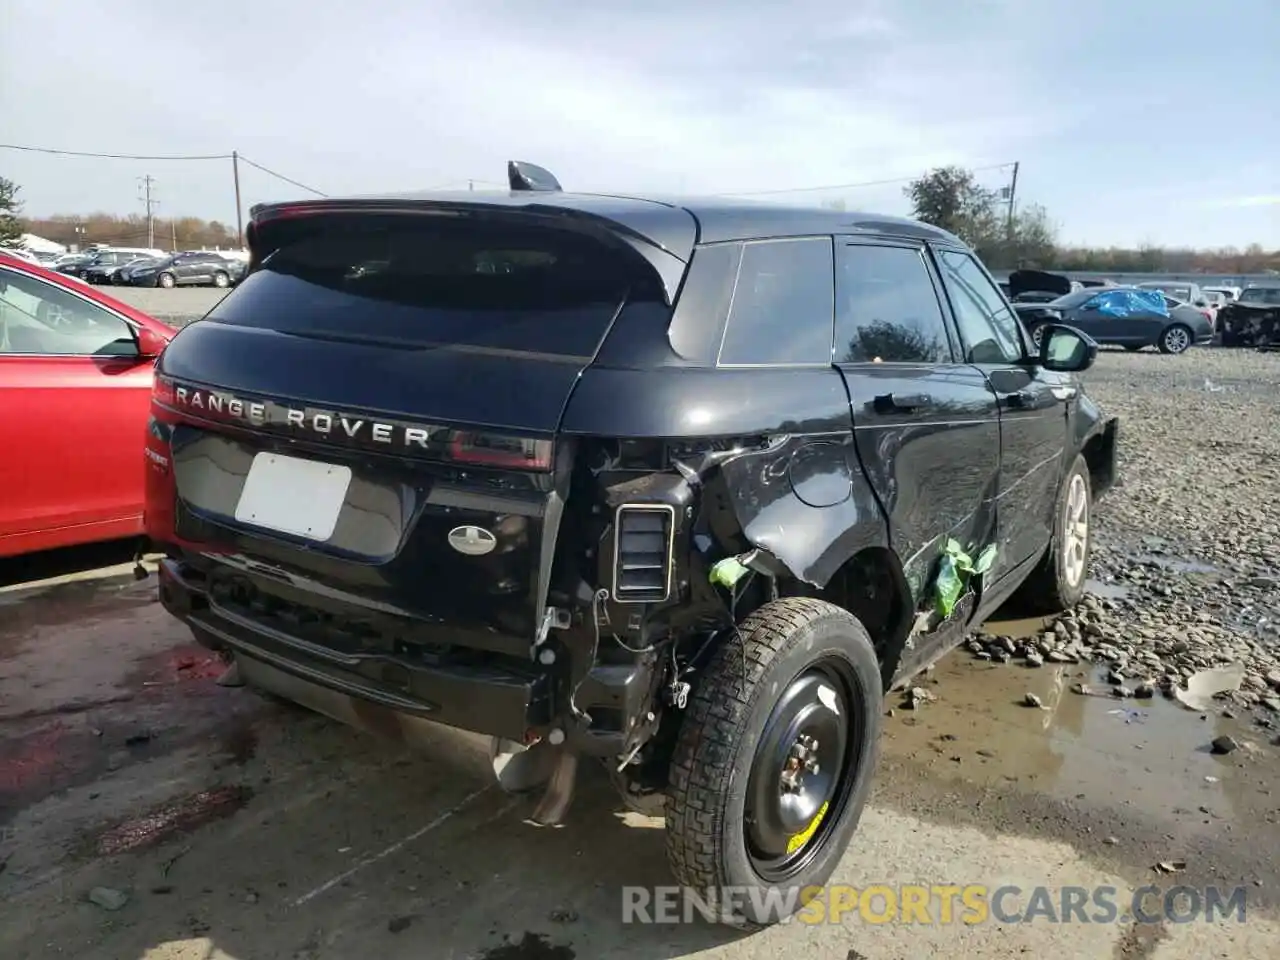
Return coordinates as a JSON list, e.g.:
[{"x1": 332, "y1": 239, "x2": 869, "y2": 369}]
[{"x1": 882, "y1": 646, "x2": 1279, "y2": 838}]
